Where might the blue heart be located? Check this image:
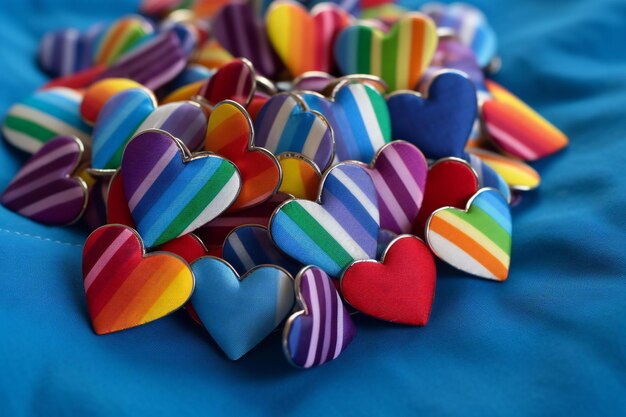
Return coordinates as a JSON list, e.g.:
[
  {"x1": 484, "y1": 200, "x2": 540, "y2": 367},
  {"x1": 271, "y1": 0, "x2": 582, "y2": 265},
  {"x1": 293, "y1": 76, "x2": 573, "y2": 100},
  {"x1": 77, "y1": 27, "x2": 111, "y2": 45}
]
[
  {"x1": 190, "y1": 257, "x2": 294, "y2": 360},
  {"x1": 387, "y1": 71, "x2": 477, "y2": 160}
]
